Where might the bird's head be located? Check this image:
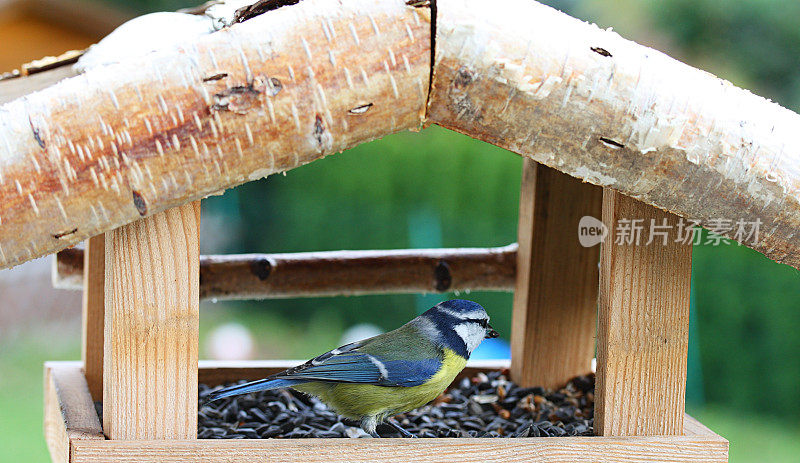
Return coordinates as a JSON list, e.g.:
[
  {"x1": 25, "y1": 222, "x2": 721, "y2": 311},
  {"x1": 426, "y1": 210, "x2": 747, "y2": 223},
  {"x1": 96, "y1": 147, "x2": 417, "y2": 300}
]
[{"x1": 420, "y1": 299, "x2": 498, "y2": 356}]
